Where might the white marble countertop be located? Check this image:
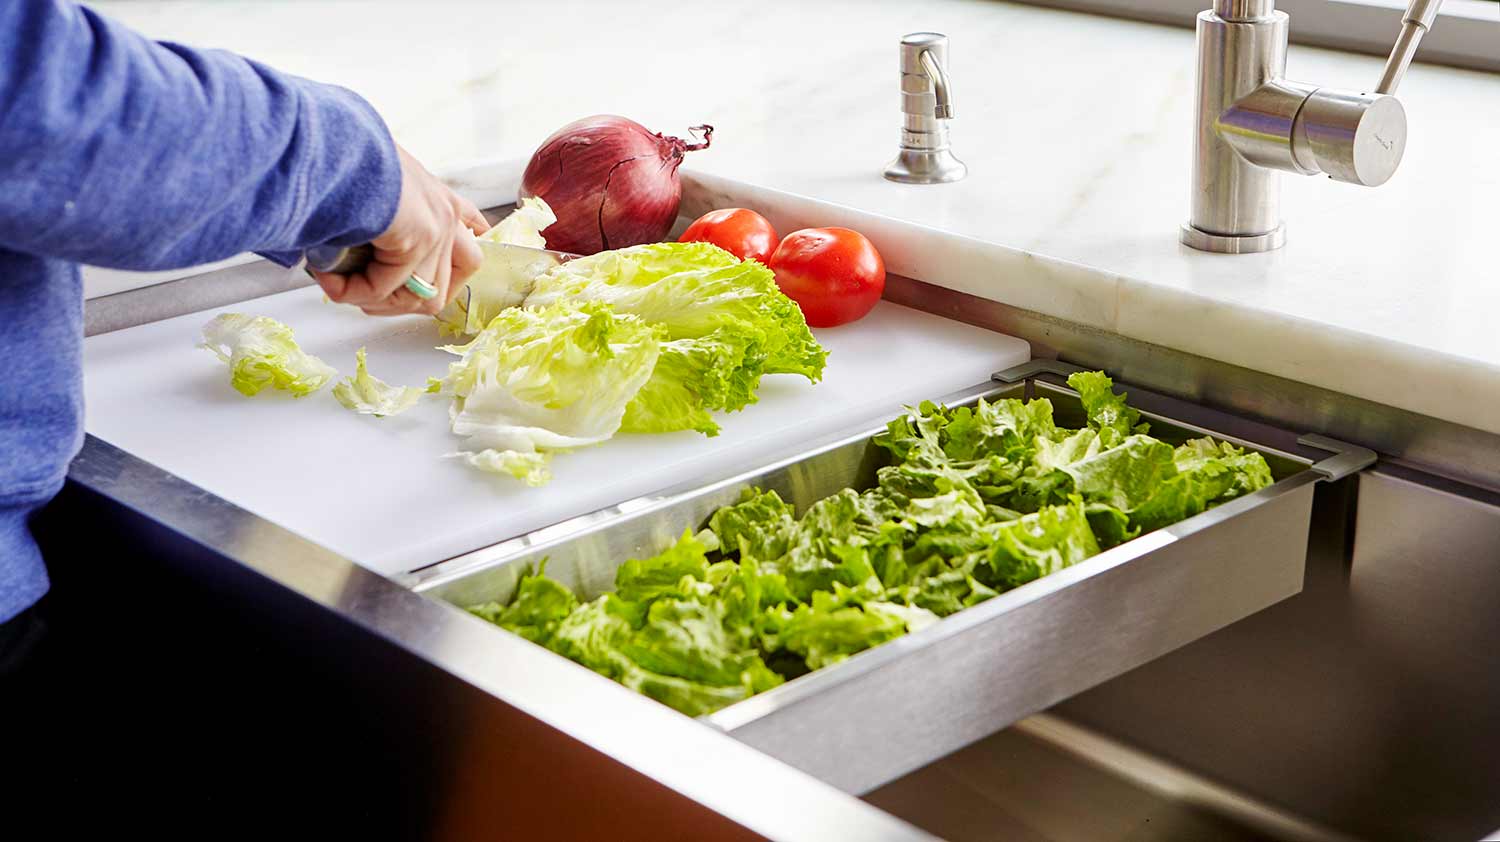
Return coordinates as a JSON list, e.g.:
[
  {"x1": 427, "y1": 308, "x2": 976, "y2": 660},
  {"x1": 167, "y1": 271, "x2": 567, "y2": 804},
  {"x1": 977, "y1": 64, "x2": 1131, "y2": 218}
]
[{"x1": 89, "y1": 0, "x2": 1500, "y2": 433}]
